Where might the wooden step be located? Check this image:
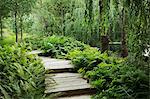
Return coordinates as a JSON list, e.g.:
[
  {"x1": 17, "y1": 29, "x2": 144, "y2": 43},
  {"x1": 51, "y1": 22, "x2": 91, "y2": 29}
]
[
  {"x1": 39, "y1": 56, "x2": 96, "y2": 97},
  {"x1": 40, "y1": 57, "x2": 74, "y2": 73},
  {"x1": 57, "y1": 95, "x2": 91, "y2": 99},
  {"x1": 45, "y1": 73, "x2": 95, "y2": 97},
  {"x1": 27, "y1": 50, "x2": 43, "y2": 55}
]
